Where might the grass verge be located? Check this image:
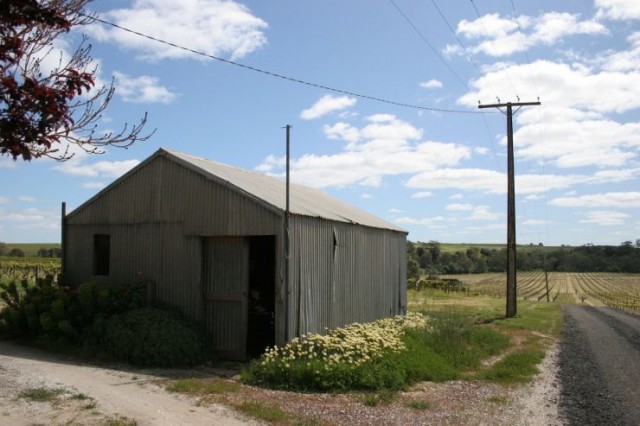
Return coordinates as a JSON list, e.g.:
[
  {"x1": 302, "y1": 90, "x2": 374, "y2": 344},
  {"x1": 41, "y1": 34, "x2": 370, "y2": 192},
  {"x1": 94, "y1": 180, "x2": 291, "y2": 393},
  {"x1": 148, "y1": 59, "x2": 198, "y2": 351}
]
[
  {"x1": 164, "y1": 291, "x2": 562, "y2": 424},
  {"x1": 166, "y1": 377, "x2": 240, "y2": 394},
  {"x1": 18, "y1": 387, "x2": 64, "y2": 402}
]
